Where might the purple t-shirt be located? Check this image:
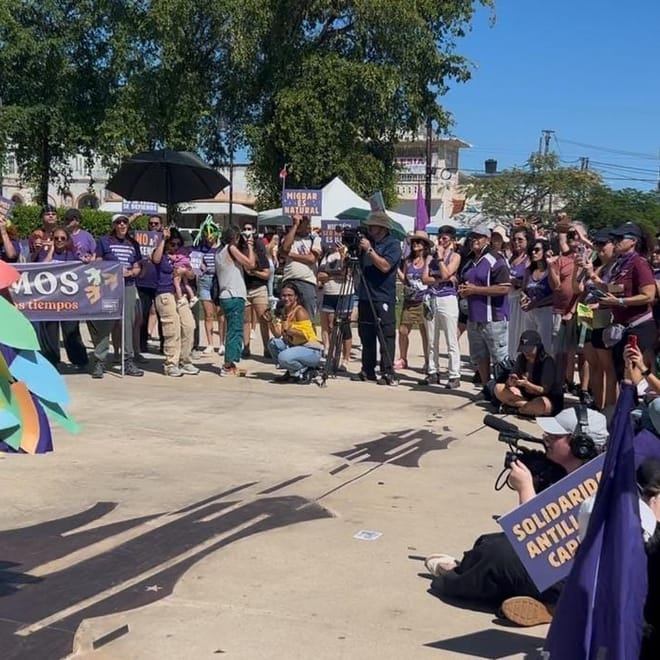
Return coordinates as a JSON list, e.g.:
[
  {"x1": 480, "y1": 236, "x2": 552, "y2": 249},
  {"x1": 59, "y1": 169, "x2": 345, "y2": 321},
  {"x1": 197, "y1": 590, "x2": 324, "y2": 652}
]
[
  {"x1": 524, "y1": 270, "x2": 552, "y2": 305},
  {"x1": 155, "y1": 254, "x2": 176, "y2": 294},
  {"x1": 96, "y1": 235, "x2": 142, "y2": 286},
  {"x1": 36, "y1": 249, "x2": 79, "y2": 263},
  {"x1": 0, "y1": 238, "x2": 19, "y2": 263},
  {"x1": 428, "y1": 250, "x2": 458, "y2": 298},
  {"x1": 200, "y1": 244, "x2": 217, "y2": 277},
  {"x1": 463, "y1": 249, "x2": 510, "y2": 322},
  {"x1": 70, "y1": 229, "x2": 96, "y2": 259},
  {"x1": 510, "y1": 256, "x2": 529, "y2": 286}
]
